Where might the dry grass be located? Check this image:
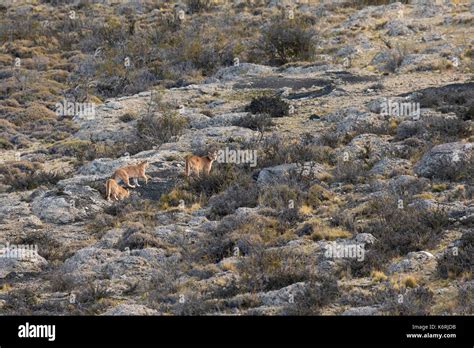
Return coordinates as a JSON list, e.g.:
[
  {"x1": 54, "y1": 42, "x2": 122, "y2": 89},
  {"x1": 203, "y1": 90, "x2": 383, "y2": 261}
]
[{"x1": 370, "y1": 270, "x2": 388, "y2": 282}]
